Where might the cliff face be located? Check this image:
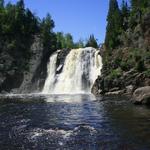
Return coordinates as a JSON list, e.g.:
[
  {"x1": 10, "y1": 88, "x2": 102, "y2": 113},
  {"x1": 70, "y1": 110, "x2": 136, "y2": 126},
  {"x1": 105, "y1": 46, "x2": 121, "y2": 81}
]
[
  {"x1": 0, "y1": 36, "x2": 53, "y2": 94},
  {"x1": 92, "y1": 12, "x2": 150, "y2": 96},
  {"x1": 18, "y1": 37, "x2": 44, "y2": 93}
]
